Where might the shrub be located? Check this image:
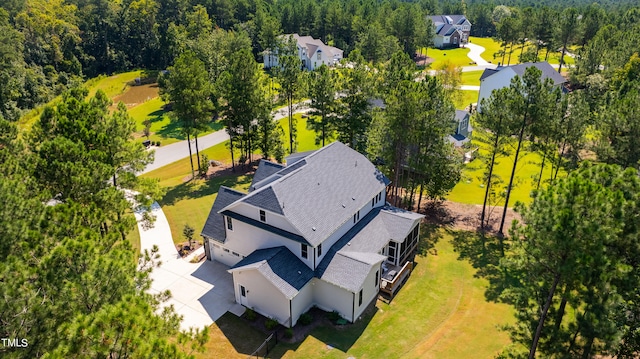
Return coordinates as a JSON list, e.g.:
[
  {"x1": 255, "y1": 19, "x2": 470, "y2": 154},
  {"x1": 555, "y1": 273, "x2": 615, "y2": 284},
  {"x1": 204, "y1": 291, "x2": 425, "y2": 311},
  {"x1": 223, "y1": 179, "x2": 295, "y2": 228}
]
[
  {"x1": 156, "y1": 141, "x2": 161, "y2": 146},
  {"x1": 245, "y1": 308, "x2": 257, "y2": 321},
  {"x1": 327, "y1": 311, "x2": 341, "y2": 323},
  {"x1": 284, "y1": 328, "x2": 293, "y2": 339},
  {"x1": 299, "y1": 312, "x2": 312, "y2": 325},
  {"x1": 265, "y1": 318, "x2": 279, "y2": 330}
]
